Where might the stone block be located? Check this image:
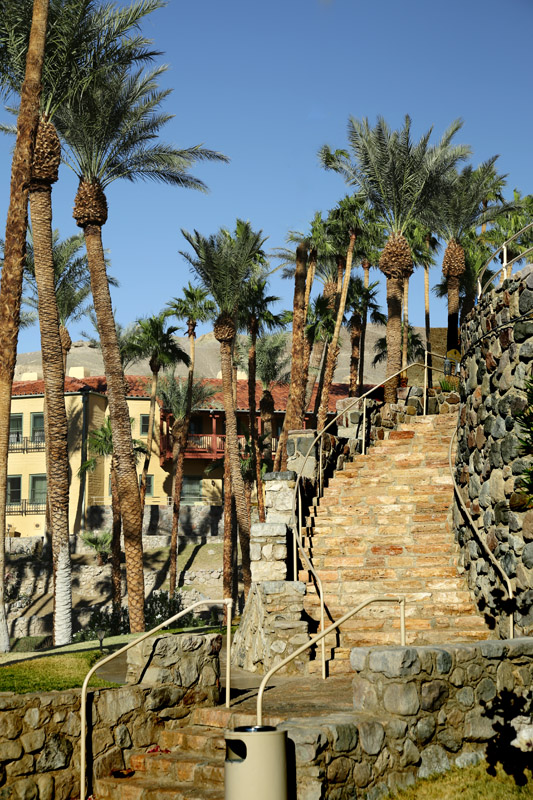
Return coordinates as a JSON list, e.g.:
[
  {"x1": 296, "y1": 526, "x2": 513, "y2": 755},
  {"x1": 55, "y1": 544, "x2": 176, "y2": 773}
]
[
  {"x1": 383, "y1": 683, "x2": 420, "y2": 716},
  {"x1": 358, "y1": 720, "x2": 385, "y2": 755},
  {"x1": 368, "y1": 647, "x2": 421, "y2": 678},
  {"x1": 418, "y1": 744, "x2": 450, "y2": 778},
  {"x1": 35, "y1": 735, "x2": 72, "y2": 772}
]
